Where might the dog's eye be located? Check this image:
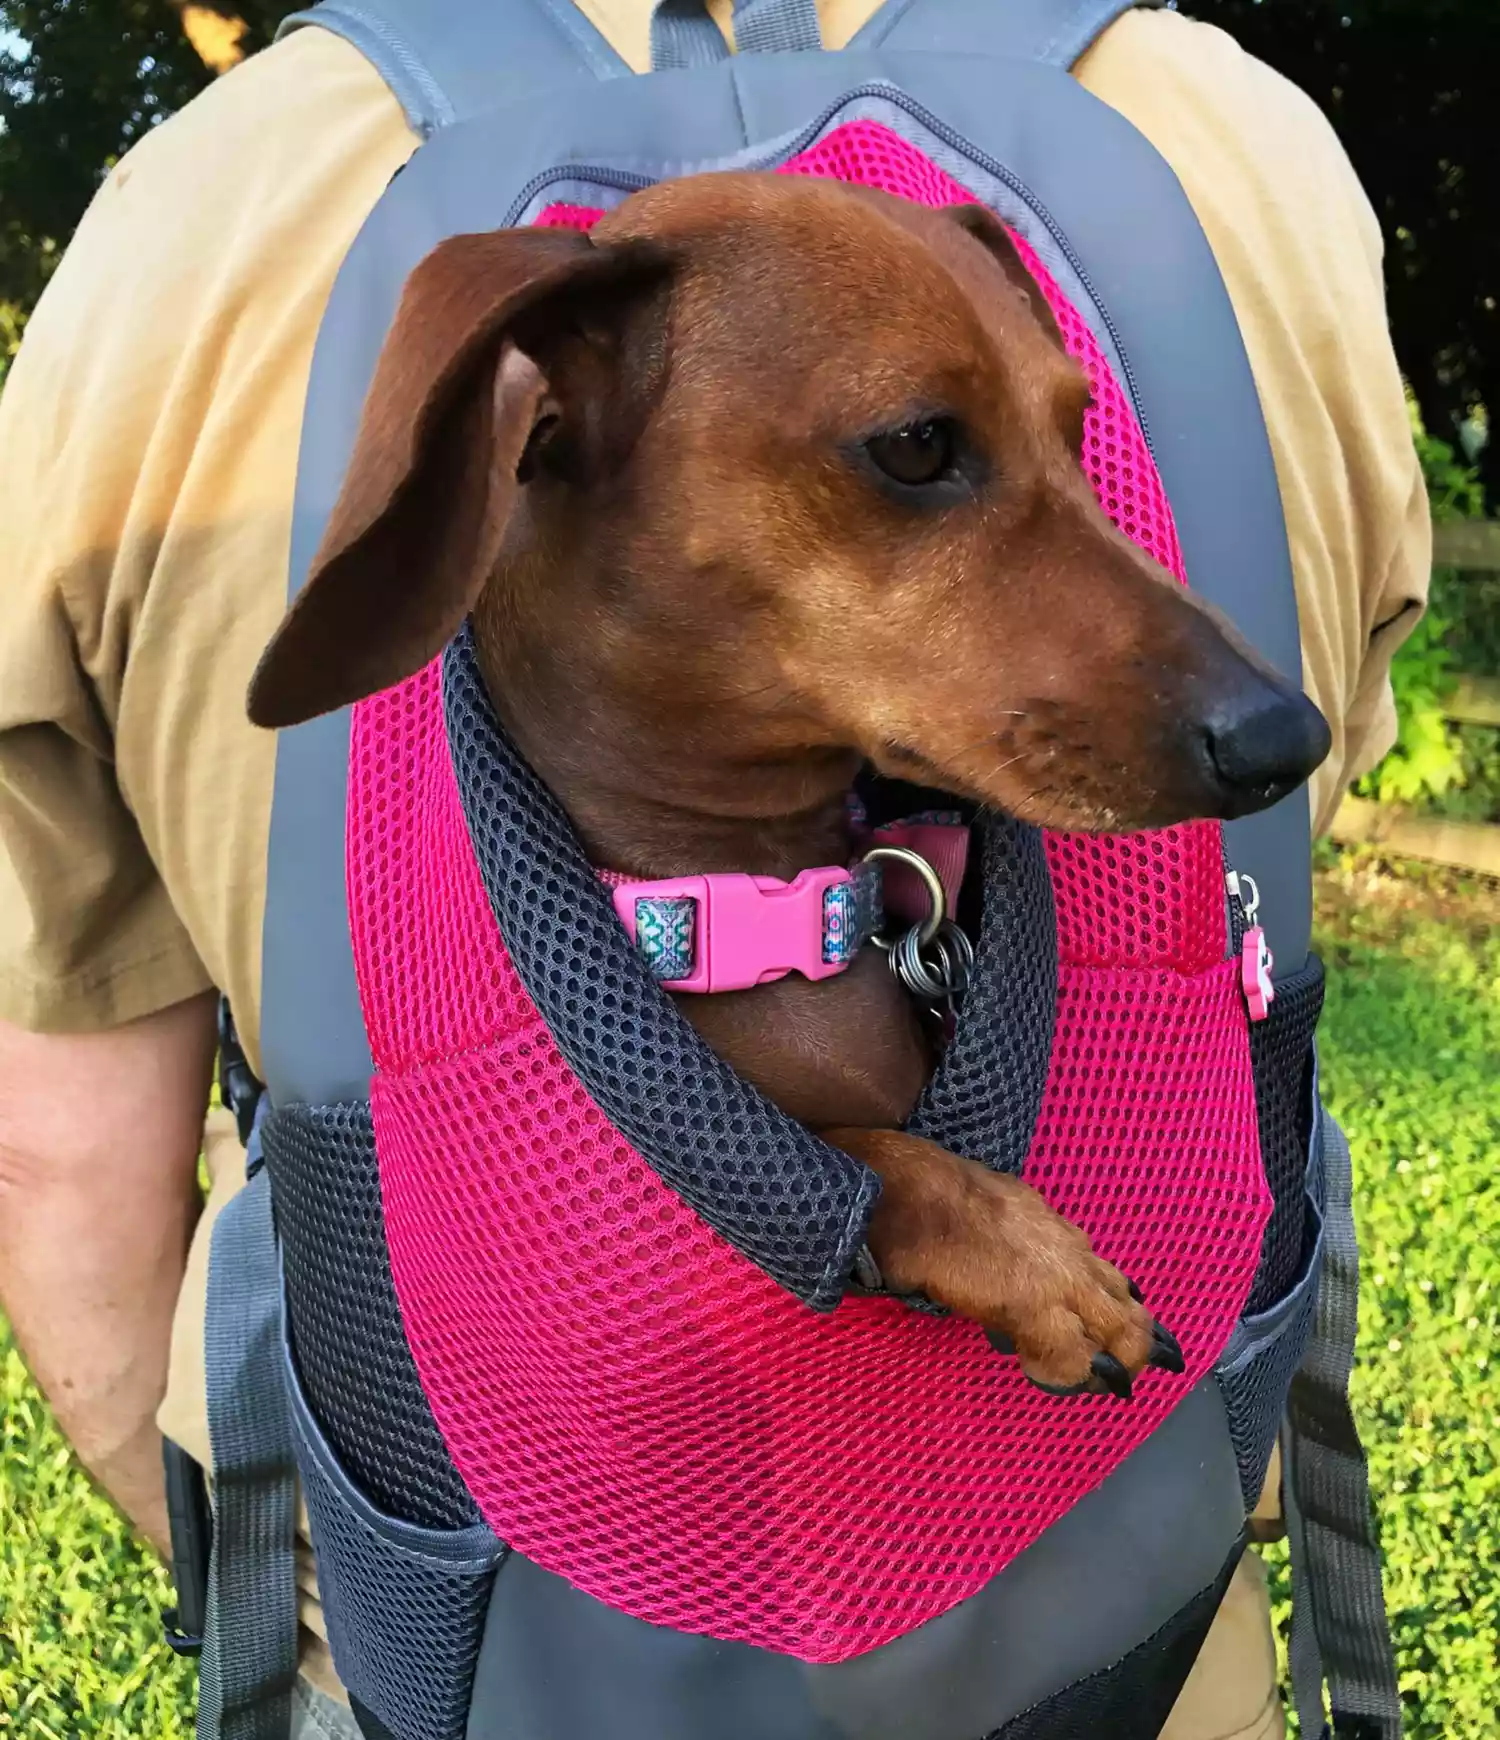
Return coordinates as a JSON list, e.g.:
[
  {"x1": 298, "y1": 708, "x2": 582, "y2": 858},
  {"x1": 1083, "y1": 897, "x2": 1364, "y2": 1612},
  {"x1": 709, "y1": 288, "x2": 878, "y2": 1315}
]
[{"x1": 865, "y1": 418, "x2": 958, "y2": 488}]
